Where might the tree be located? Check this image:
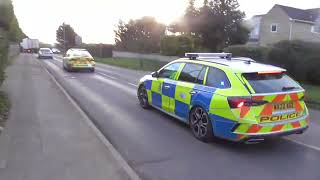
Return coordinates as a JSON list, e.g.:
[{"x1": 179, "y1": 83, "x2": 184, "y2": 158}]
[
  {"x1": 0, "y1": 0, "x2": 14, "y2": 30},
  {"x1": 0, "y1": 0, "x2": 25, "y2": 42},
  {"x1": 208, "y1": 0, "x2": 249, "y2": 50},
  {"x1": 114, "y1": 17, "x2": 166, "y2": 53},
  {"x1": 8, "y1": 16, "x2": 26, "y2": 42},
  {"x1": 56, "y1": 23, "x2": 78, "y2": 52},
  {"x1": 169, "y1": 0, "x2": 249, "y2": 51}
]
